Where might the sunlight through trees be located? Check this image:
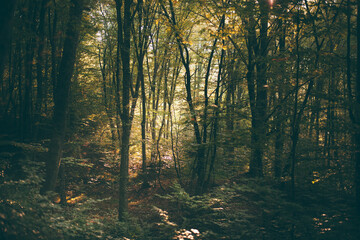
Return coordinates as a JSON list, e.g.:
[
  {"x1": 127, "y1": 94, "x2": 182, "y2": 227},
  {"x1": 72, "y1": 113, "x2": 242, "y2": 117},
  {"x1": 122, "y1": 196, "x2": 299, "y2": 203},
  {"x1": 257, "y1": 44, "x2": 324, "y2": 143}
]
[{"x1": 1, "y1": 0, "x2": 360, "y2": 239}]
